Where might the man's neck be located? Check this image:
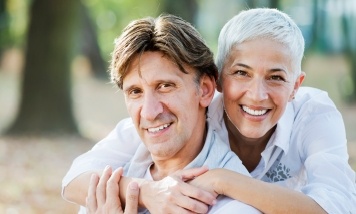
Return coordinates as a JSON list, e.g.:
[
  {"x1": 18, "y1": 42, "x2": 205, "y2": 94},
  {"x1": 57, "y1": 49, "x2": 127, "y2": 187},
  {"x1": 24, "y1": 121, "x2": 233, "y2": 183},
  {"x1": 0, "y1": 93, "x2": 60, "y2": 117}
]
[{"x1": 150, "y1": 122, "x2": 208, "y2": 180}]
